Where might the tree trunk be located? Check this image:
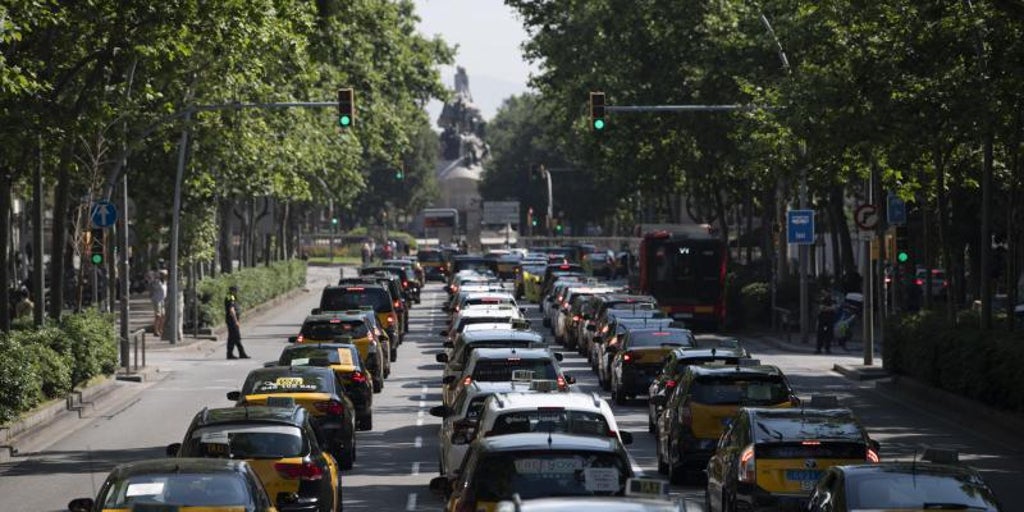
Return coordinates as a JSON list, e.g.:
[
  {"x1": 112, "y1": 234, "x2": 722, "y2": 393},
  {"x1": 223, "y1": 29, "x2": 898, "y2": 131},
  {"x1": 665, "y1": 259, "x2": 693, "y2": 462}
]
[
  {"x1": 935, "y1": 144, "x2": 955, "y2": 323},
  {"x1": 829, "y1": 184, "x2": 856, "y2": 287},
  {"x1": 218, "y1": 197, "x2": 233, "y2": 274},
  {"x1": 0, "y1": 170, "x2": 12, "y2": 331},
  {"x1": 49, "y1": 144, "x2": 75, "y2": 320}
]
